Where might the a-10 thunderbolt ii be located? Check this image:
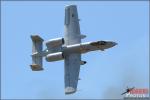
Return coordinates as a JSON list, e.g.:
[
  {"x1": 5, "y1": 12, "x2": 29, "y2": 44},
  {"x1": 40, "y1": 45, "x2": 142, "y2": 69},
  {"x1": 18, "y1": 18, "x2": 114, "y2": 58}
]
[{"x1": 30, "y1": 5, "x2": 117, "y2": 94}]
